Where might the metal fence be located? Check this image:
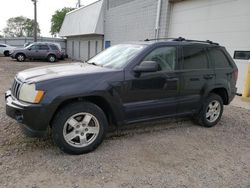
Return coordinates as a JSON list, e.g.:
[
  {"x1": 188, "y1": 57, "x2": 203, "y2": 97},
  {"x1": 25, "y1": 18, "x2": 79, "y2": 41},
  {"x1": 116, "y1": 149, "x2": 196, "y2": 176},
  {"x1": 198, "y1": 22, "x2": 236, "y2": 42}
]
[{"x1": 0, "y1": 37, "x2": 67, "y2": 53}]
